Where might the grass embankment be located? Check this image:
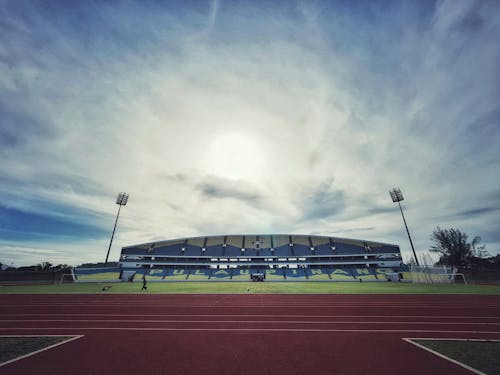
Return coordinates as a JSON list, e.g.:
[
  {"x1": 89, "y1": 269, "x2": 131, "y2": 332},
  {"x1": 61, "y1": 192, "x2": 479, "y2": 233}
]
[
  {"x1": 414, "y1": 339, "x2": 500, "y2": 375},
  {"x1": 0, "y1": 282, "x2": 499, "y2": 294}
]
